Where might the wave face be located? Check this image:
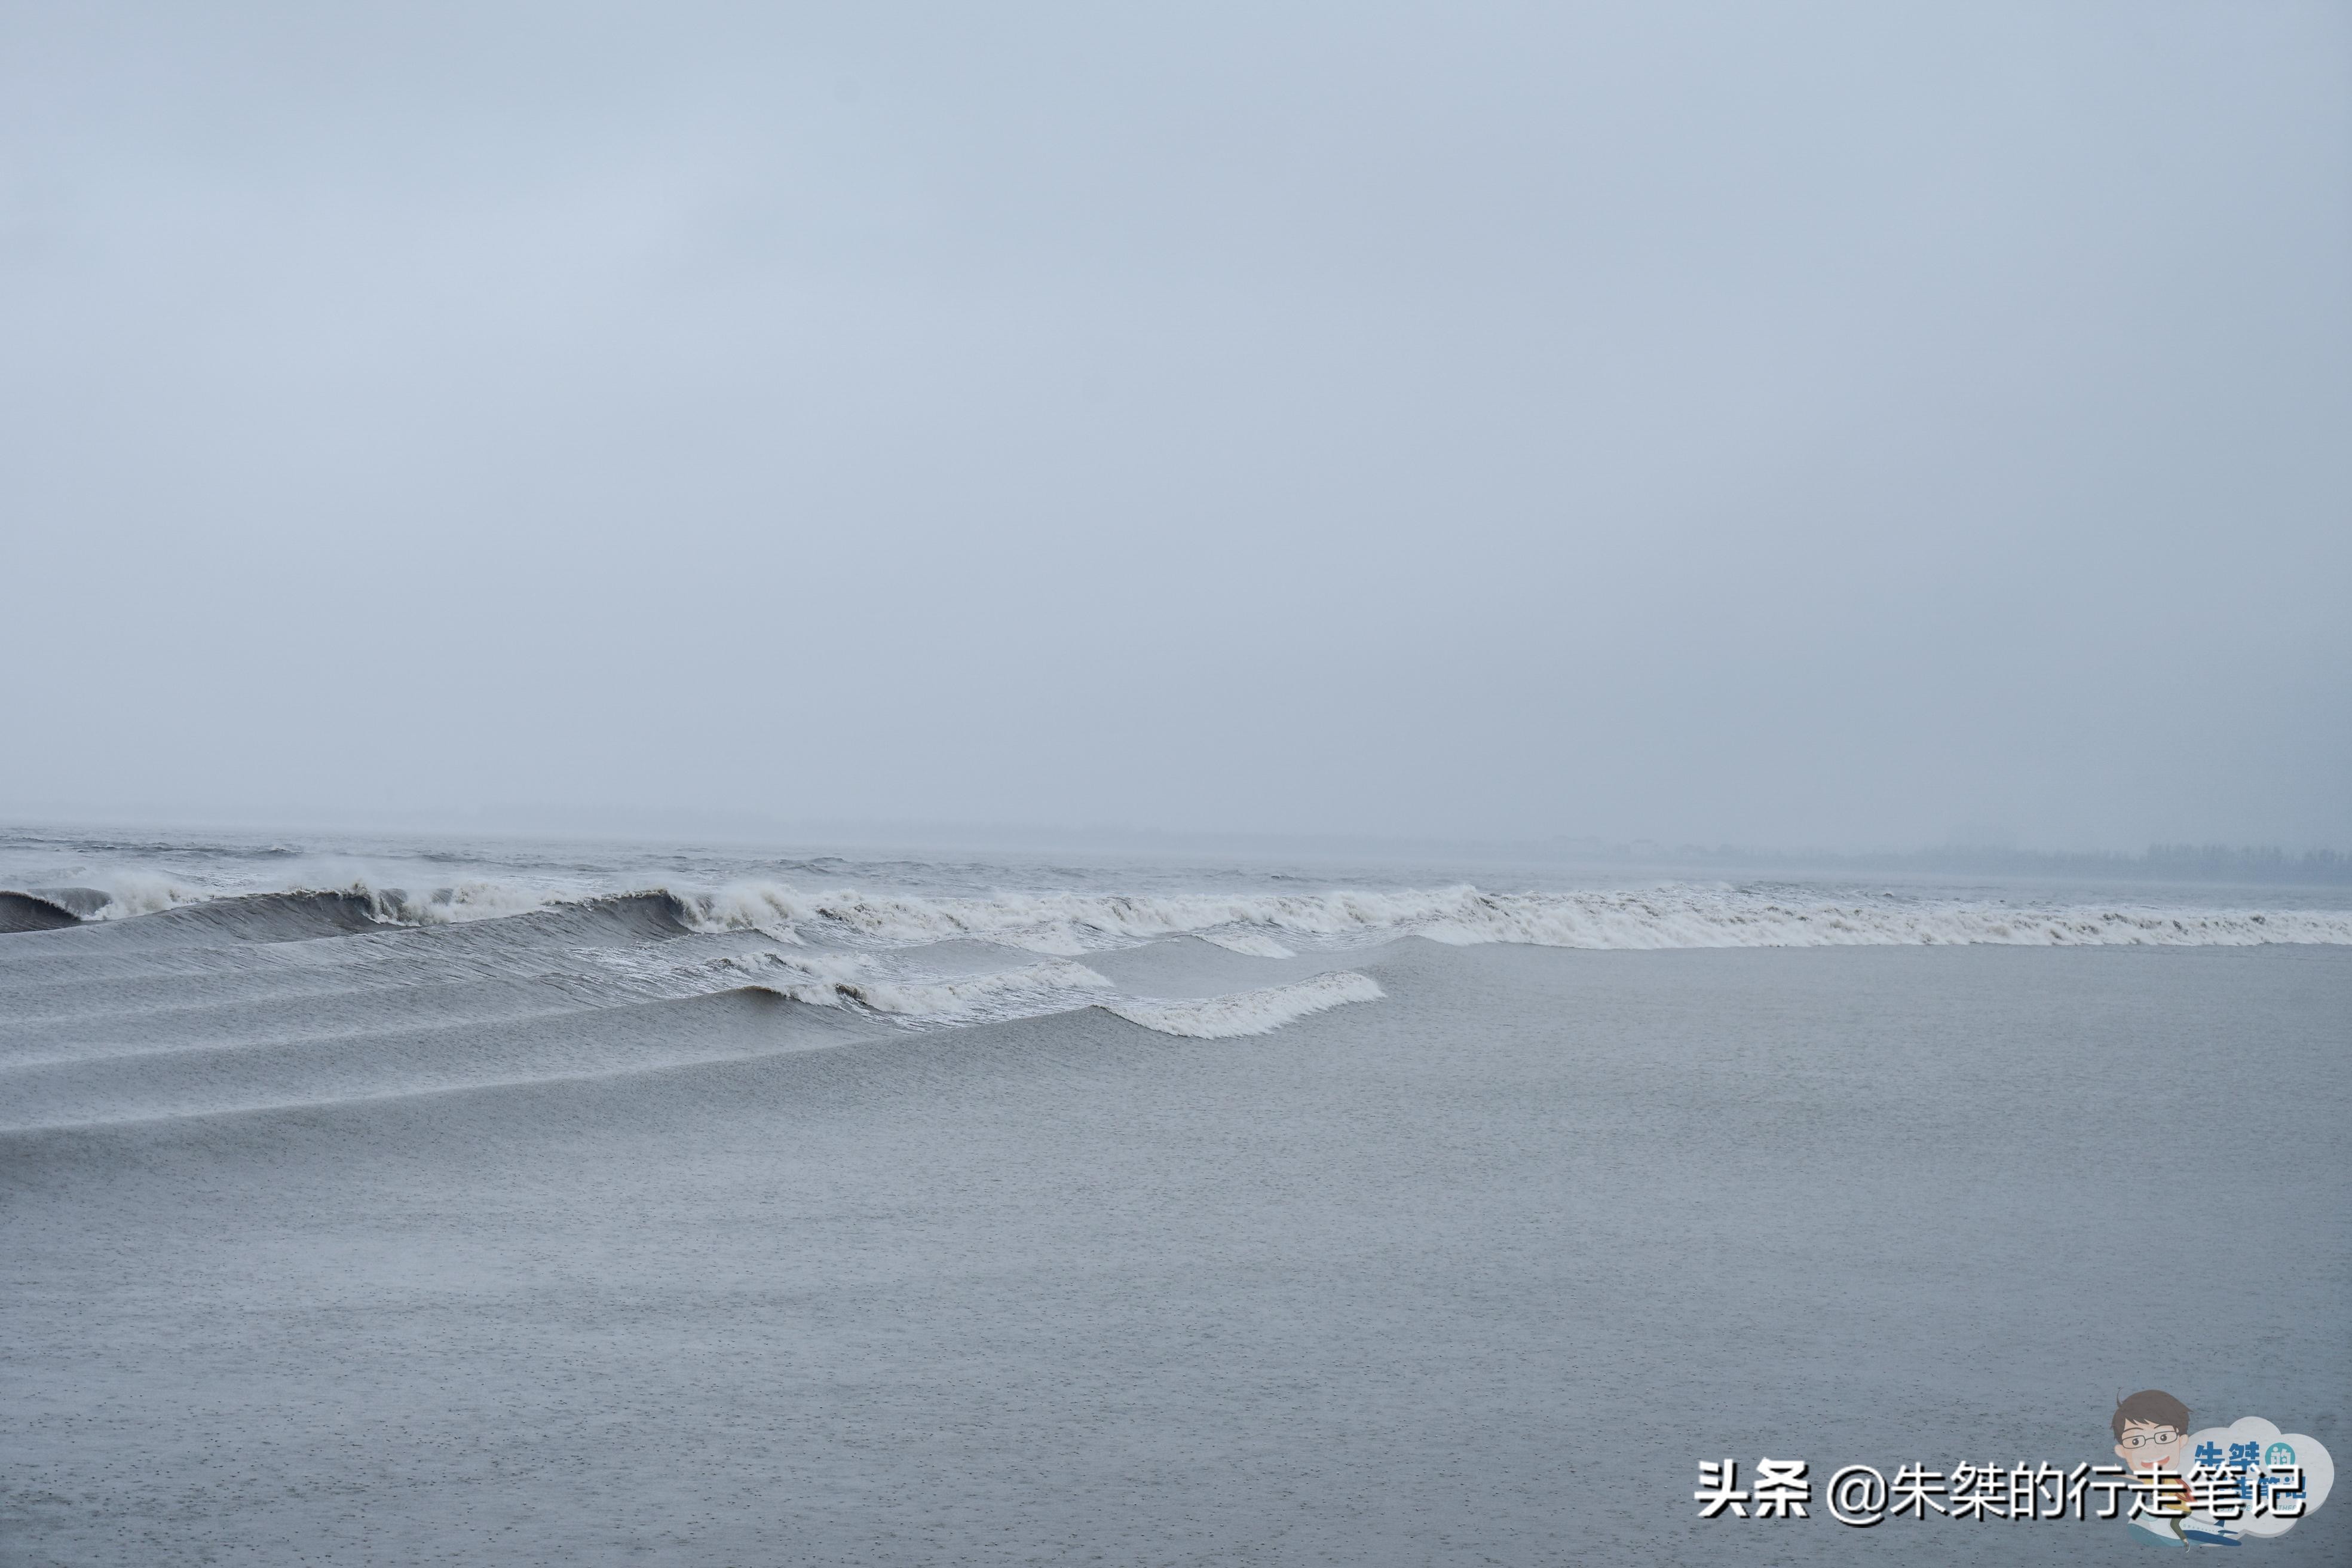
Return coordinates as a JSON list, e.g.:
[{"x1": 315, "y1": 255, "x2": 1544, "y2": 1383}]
[
  {"x1": 1104, "y1": 972, "x2": 1385, "y2": 1038},
  {"x1": 4, "y1": 824, "x2": 2348, "y2": 1131},
  {"x1": 0, "y1": 891, "x2": 85, "y2": 933}
]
